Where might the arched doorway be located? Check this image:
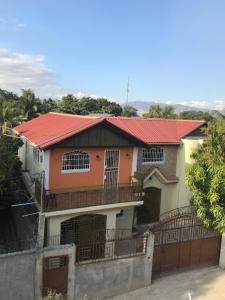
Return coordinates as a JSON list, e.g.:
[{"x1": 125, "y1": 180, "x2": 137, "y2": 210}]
[
  {"x1": 60, "y1": 214, "x2": 107, "y2": 244},
  {"x1": 60, "y1": 214, "x2": 107, "y2": 261},
  {"x1": 136, "y1": 187, "x2": 161, "y2": 224}
]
